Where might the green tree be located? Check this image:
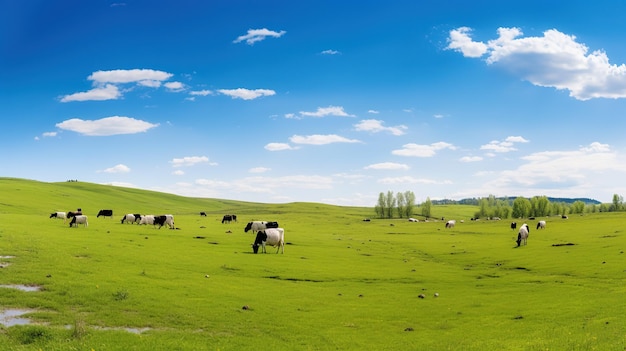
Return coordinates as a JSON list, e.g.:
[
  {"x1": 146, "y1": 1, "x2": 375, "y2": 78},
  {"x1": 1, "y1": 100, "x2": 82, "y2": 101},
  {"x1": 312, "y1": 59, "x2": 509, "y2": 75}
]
[
  {"x1": 570, "y1": 200, "x2": 585, "y2": 214},
  {"x1": 385, "y1": 191, "x2": 396, "y2": 218},
  {"x1": 404, "y1": 191, "x2": 416, "y2": 218},
  {"x1": 396, "y1": 192, "x2": 406, "y2": 218},
  {"x1": 375, "y1": 192, "x2": 386, "y2": 218},
  {"x1": 421, "y1": 197, "x2": 432, "y2": 218},
  {"x1": 512, "y1": 197, "x2": 531, "y2": 218},
  {"x1": 611, "y1": 194, "x2": 623, "y2": 212}
]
